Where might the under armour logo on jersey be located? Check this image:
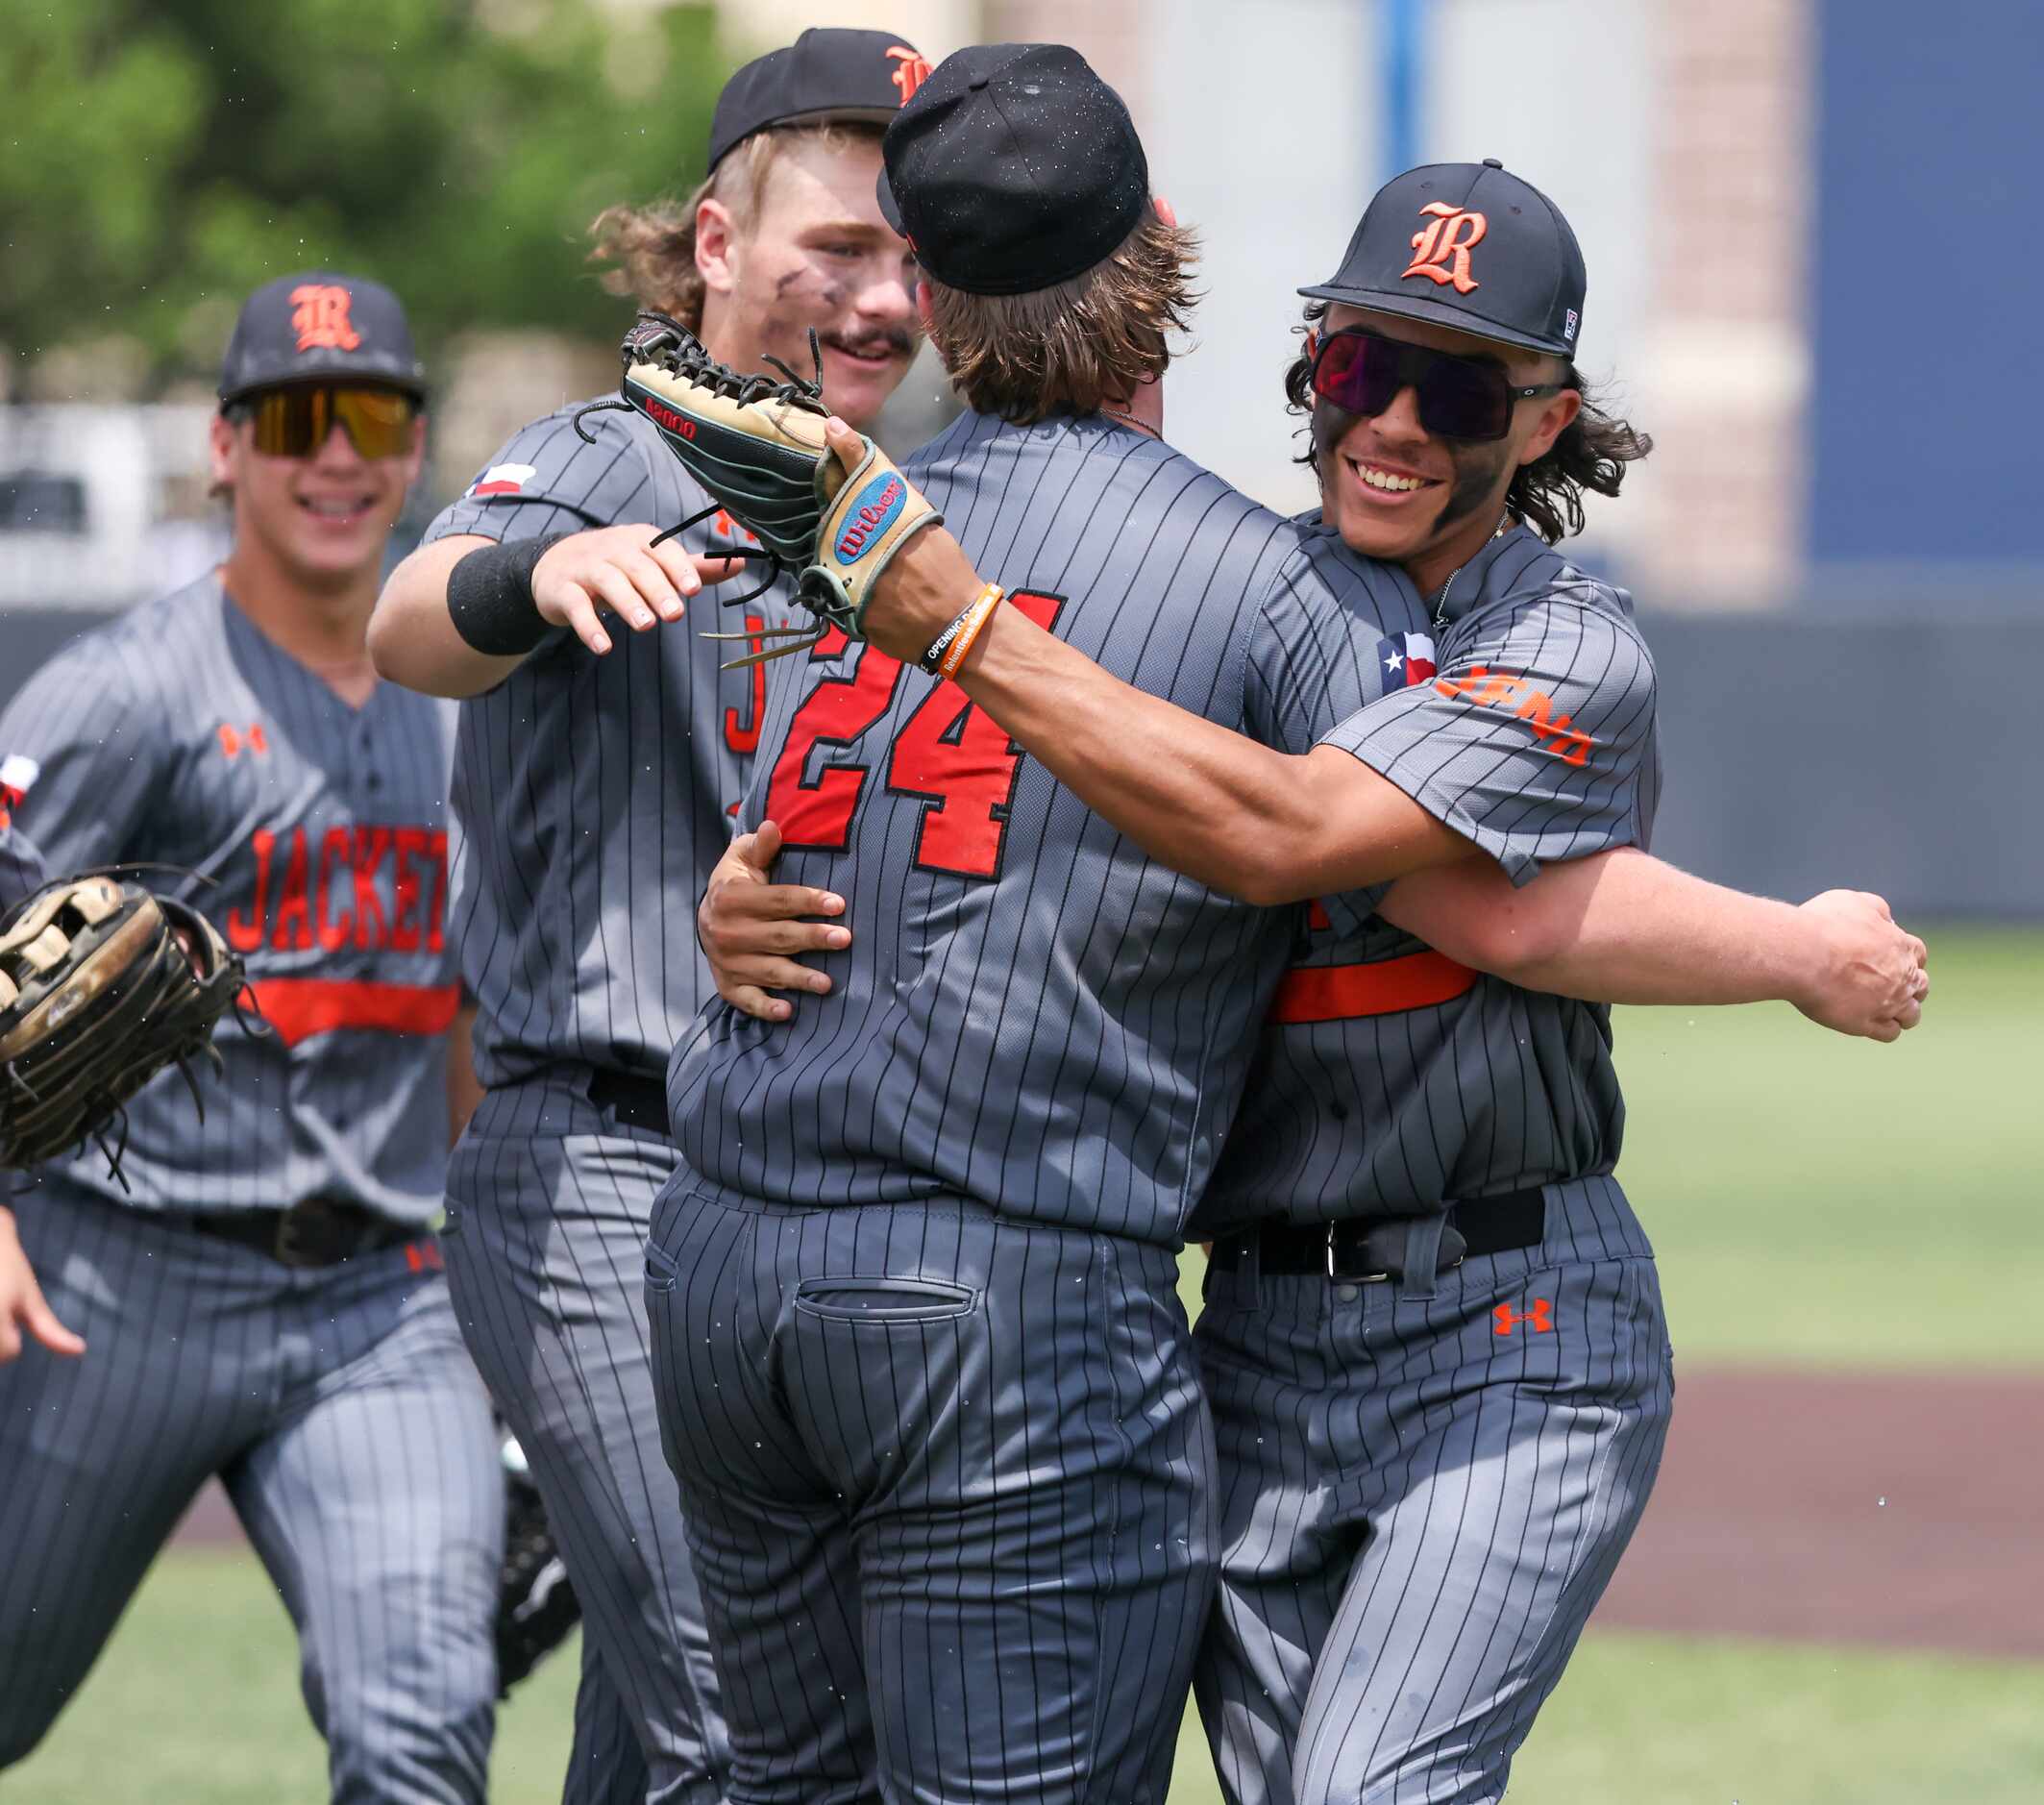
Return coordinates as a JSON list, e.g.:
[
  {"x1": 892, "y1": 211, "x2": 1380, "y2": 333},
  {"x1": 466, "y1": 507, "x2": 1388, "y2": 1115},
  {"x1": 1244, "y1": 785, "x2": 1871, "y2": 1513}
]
[
  {"x1": 1494, "y1": 1298, "x2": 1553, "y2": 1336},
  {"x1": 289, "y1": 284, "x2": 361, "y2": 352},
  {"x1": 217, "y1": 723, "x2": 271, "y2": 760},
  {"x1": 1402, "y1": 203, "x2": 1487, "y2": 295},
  {"x1": 888, "y1": 45, "x2": 932, "y2": 104}
]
